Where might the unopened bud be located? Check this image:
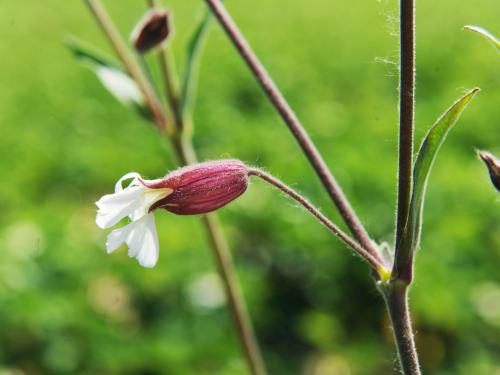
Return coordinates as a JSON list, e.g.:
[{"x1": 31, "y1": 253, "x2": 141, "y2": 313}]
[
  {"x1": 144, "y1": 160, "x2": 249, "y2": 215},
  {"x1": 131, "y1": 9, "x2": 171, "y2": 53},
  {"x1": 478, "y1": 150, "x2": 500, "y2": 192}
]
